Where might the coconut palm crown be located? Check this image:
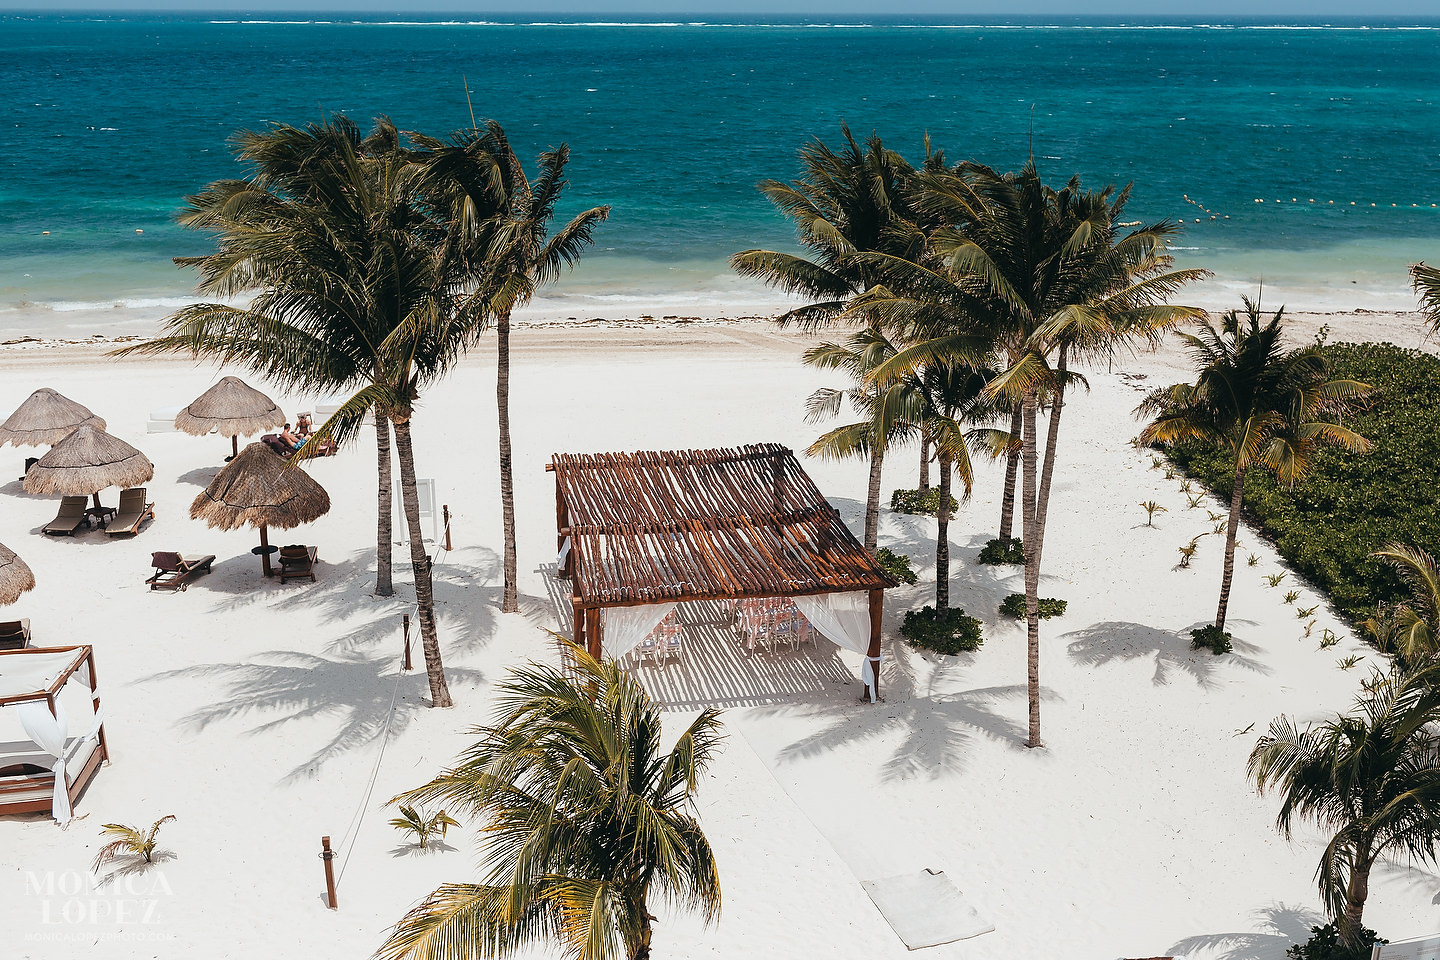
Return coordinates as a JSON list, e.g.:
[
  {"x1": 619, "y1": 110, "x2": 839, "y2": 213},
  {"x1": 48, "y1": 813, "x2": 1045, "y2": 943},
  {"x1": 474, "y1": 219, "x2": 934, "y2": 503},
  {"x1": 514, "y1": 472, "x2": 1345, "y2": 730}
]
[
  {"x1": 376, "y1": 643, "x2": 723, "y2": 960},
  {"x1": 1249, "y1": 663, "x2": 1440, "y2": 951},
  {"x1": 1137, "y1": 298, "x2": 1371, "y2": 632}
]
